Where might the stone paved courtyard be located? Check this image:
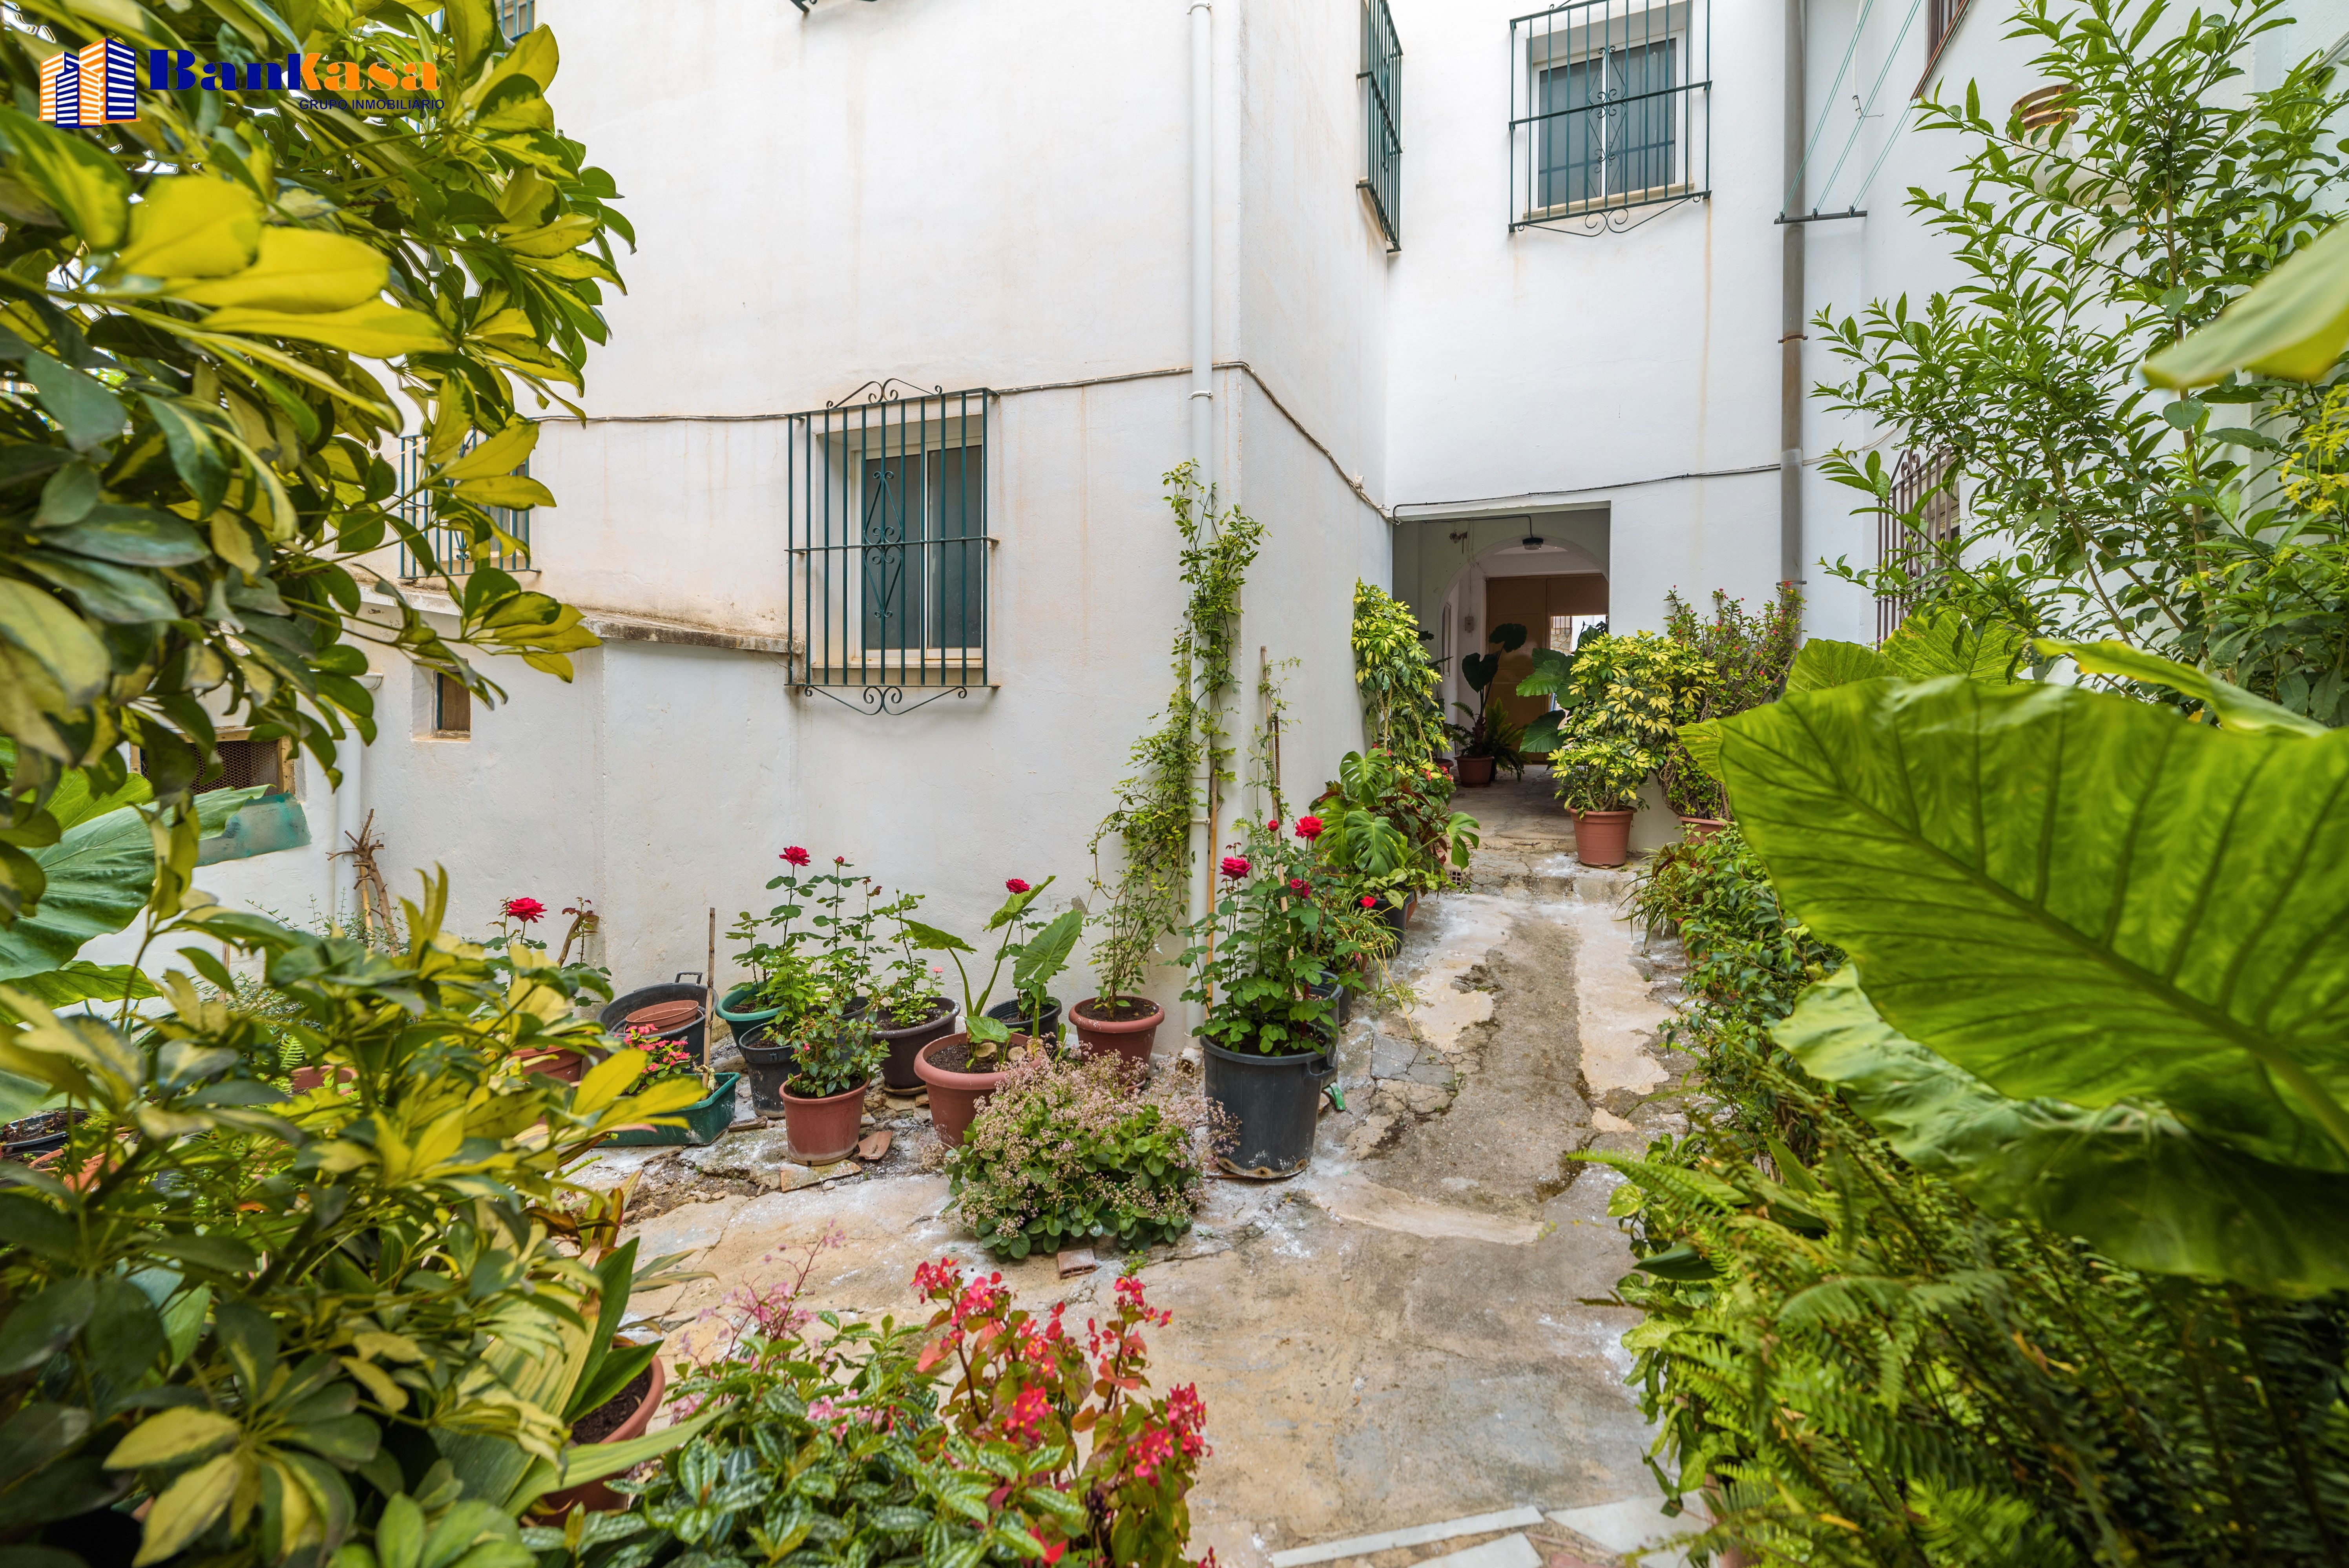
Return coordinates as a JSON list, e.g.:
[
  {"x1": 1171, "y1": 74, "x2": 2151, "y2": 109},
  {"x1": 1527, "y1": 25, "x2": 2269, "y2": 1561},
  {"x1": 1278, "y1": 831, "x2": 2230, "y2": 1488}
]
[{"x1": 582, "y1": 775, "x2": 1700, "y2": 1567}]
